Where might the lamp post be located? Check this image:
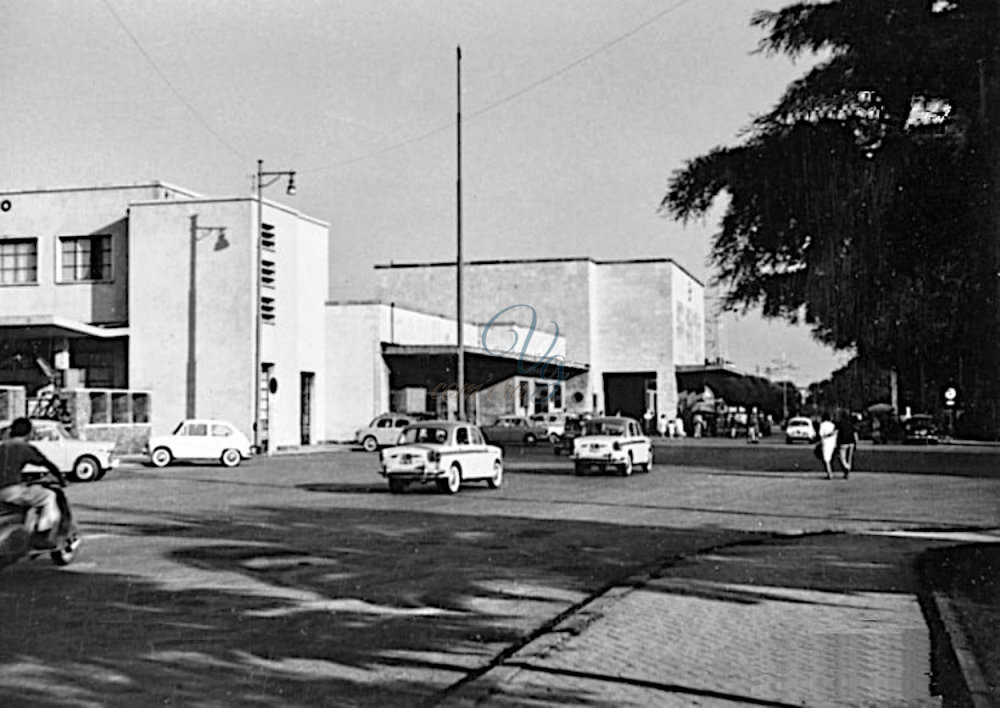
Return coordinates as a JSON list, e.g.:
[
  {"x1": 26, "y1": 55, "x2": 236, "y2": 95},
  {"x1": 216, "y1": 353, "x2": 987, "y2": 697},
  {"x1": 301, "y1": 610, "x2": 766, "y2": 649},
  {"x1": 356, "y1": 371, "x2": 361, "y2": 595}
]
[{"x1": 254, "y1": 159, "x2": 296, "y2": 455}]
